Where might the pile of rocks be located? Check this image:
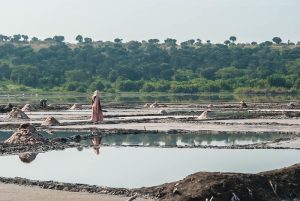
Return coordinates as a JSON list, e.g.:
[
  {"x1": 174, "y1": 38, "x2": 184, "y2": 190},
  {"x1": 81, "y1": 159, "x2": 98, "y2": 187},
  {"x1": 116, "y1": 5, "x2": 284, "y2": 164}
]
[
  {"x1": 70, "y1": 103, "x2": 82, "y2": 110},
  {"x1": 4, "y1": 123, "x2": 46, "y2": 144},
  {"x1": 21, "y1": 104, "x2": 34, "y2": 112},
  {"x1": 197, "y1": 110, "x2": 209, "y2": 120},
  {"x1": 6, "y1": 108, "x2": 30, "y2": 119},
  {"x1": 42, "y1": 116, "x2": 60, "y2": 126}
]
